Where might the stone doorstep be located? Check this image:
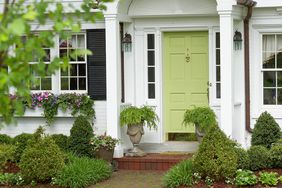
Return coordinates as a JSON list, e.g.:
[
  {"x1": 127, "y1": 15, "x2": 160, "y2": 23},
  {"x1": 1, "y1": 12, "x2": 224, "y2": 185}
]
[{"x1": 113, "y1": 153, "x2": 192, "y2": 171}]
